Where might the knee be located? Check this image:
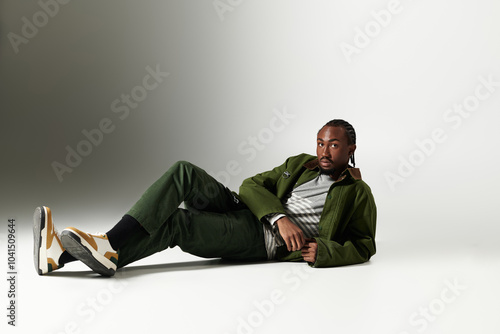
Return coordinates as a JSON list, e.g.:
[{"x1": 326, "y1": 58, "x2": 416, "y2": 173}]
[{"x1": 170, "y1": 160, "x2": 195, "y2": 173}]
